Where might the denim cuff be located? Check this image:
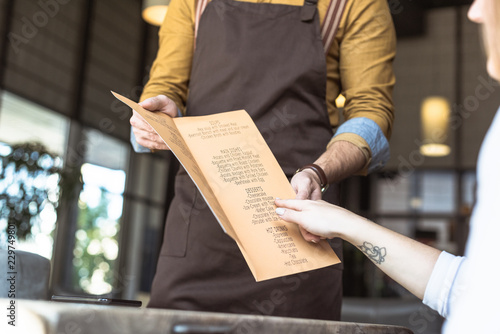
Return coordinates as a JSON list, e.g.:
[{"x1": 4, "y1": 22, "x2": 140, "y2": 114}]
[{"x1": 334, "y1": 117, "x2": 390, "y2": 173}]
